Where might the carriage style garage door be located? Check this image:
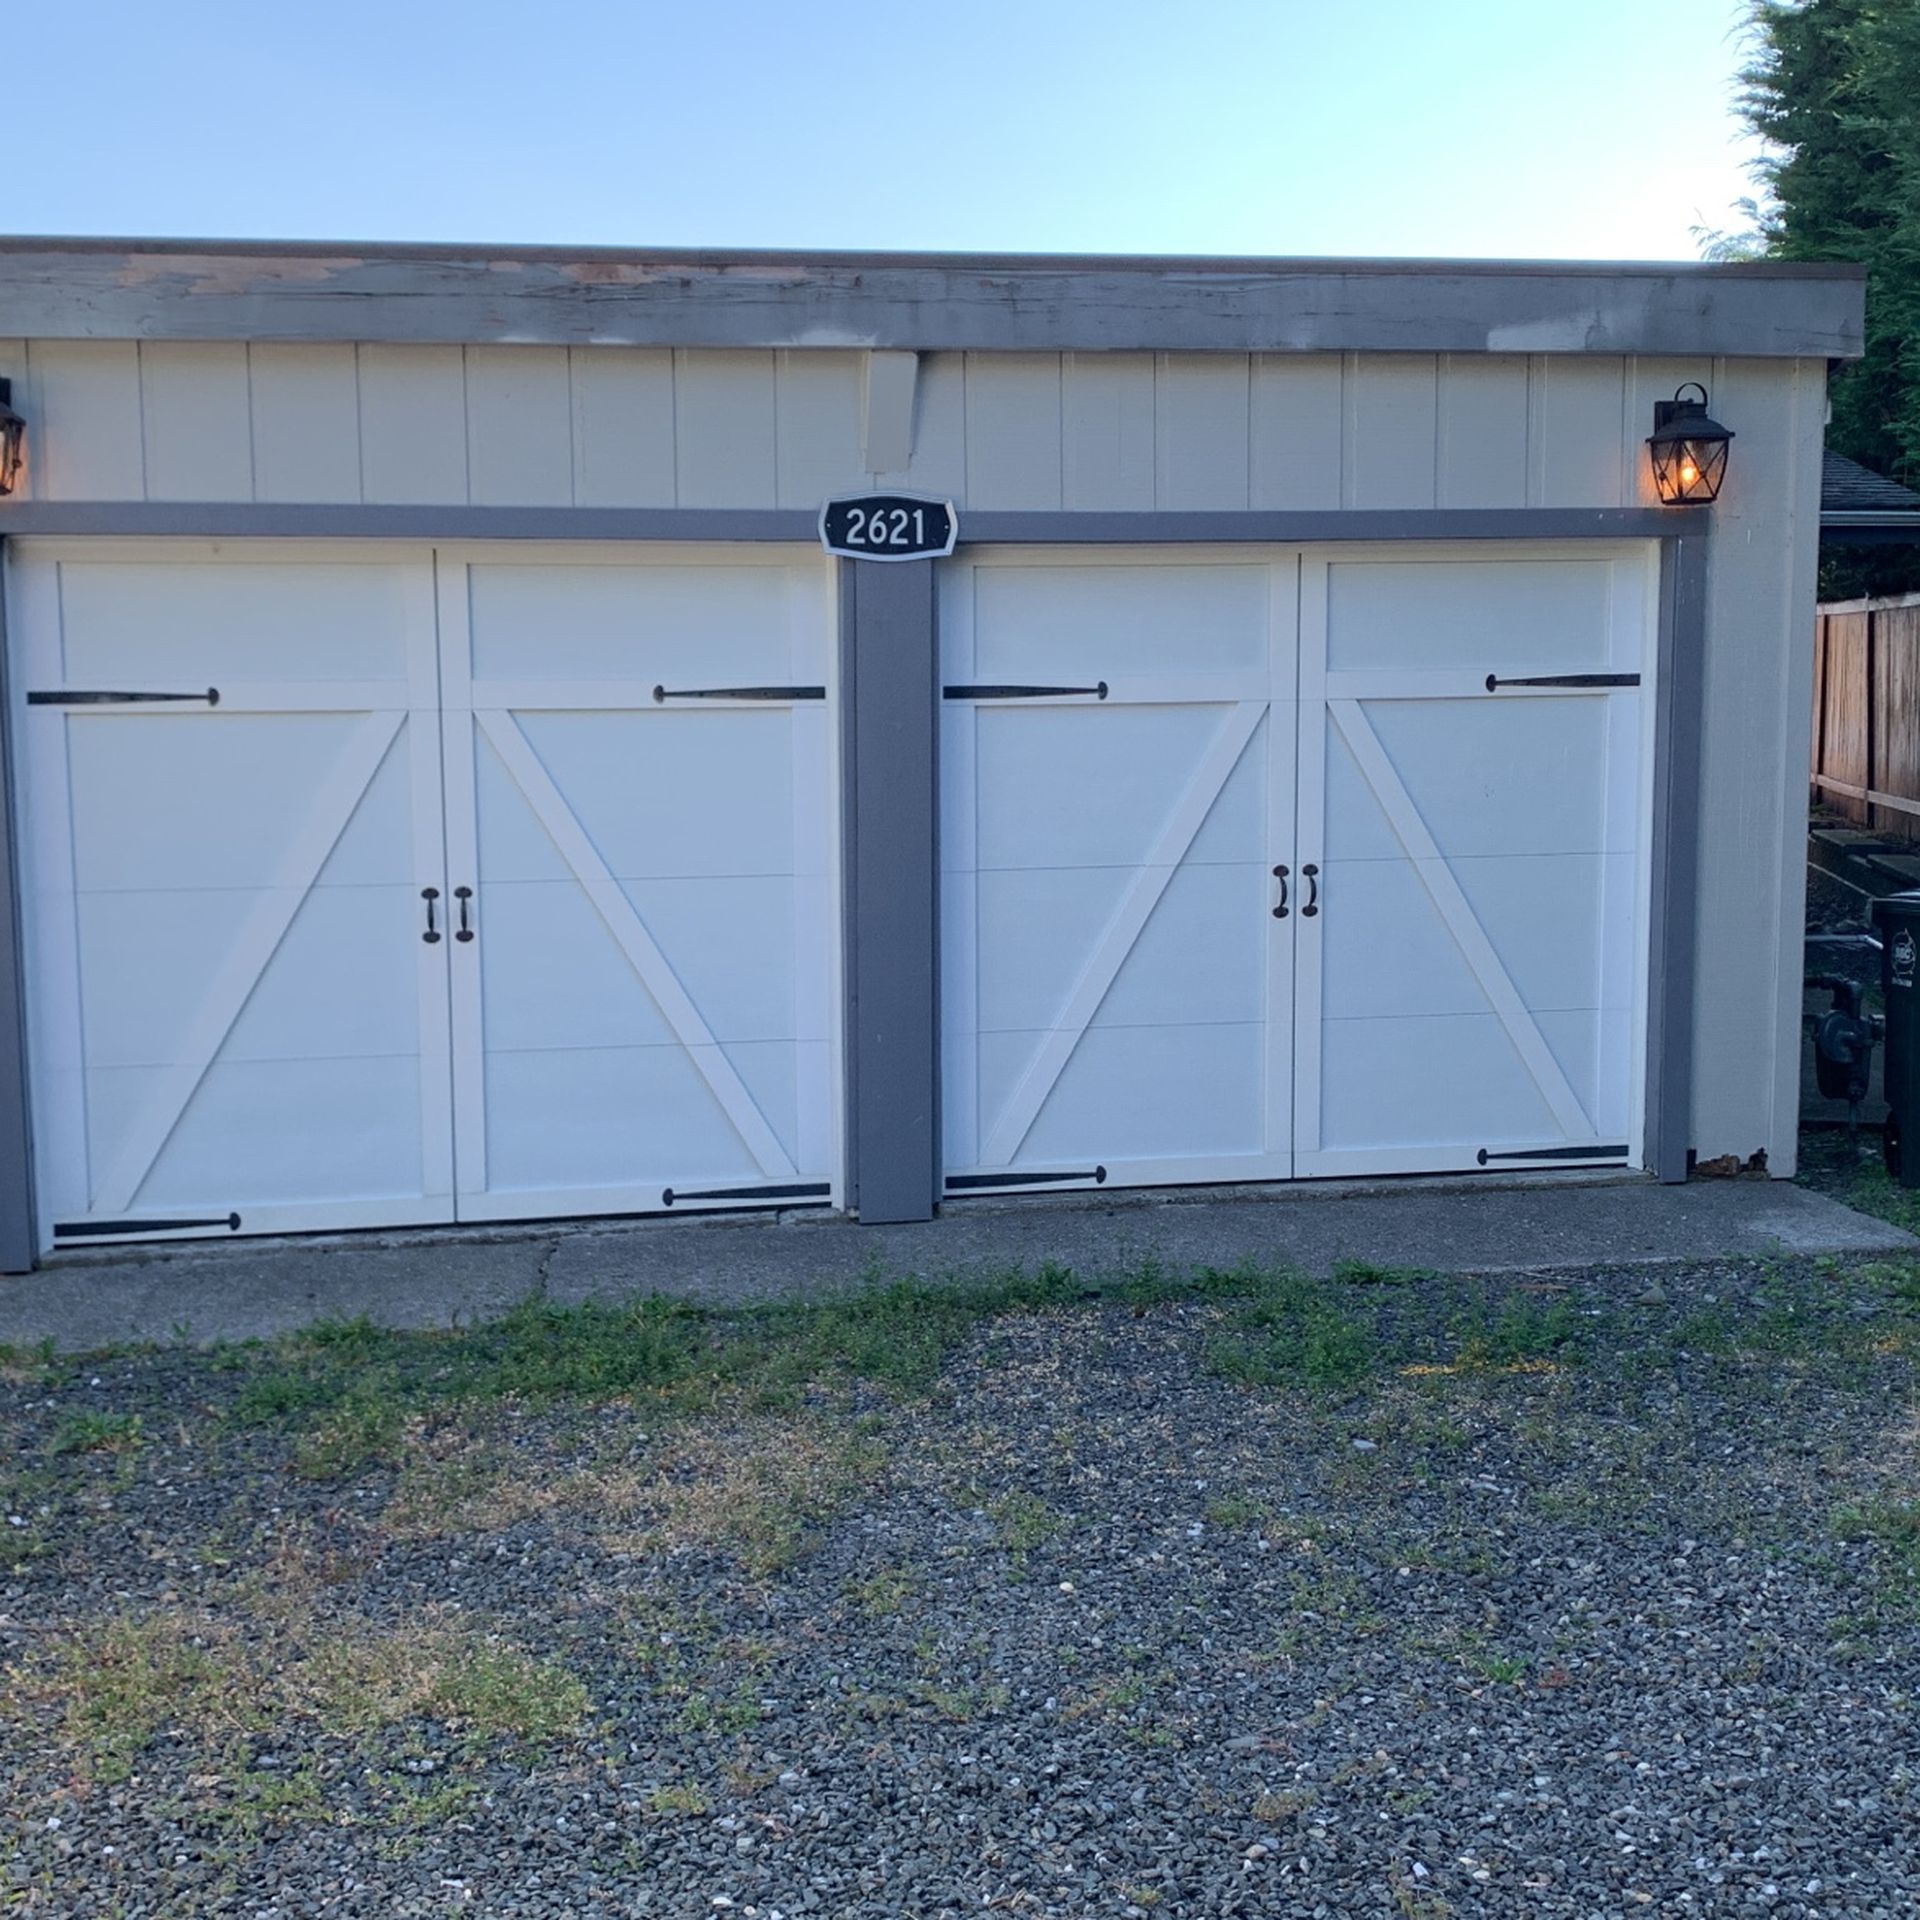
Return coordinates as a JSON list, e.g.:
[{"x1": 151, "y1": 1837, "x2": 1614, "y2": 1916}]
[
  {"x1": 13, "y1": 543, "x2": 837, "y2": 1248},
  {"x1": 940, "y1": 544, "x2": 1654, "y2": 1195}
]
